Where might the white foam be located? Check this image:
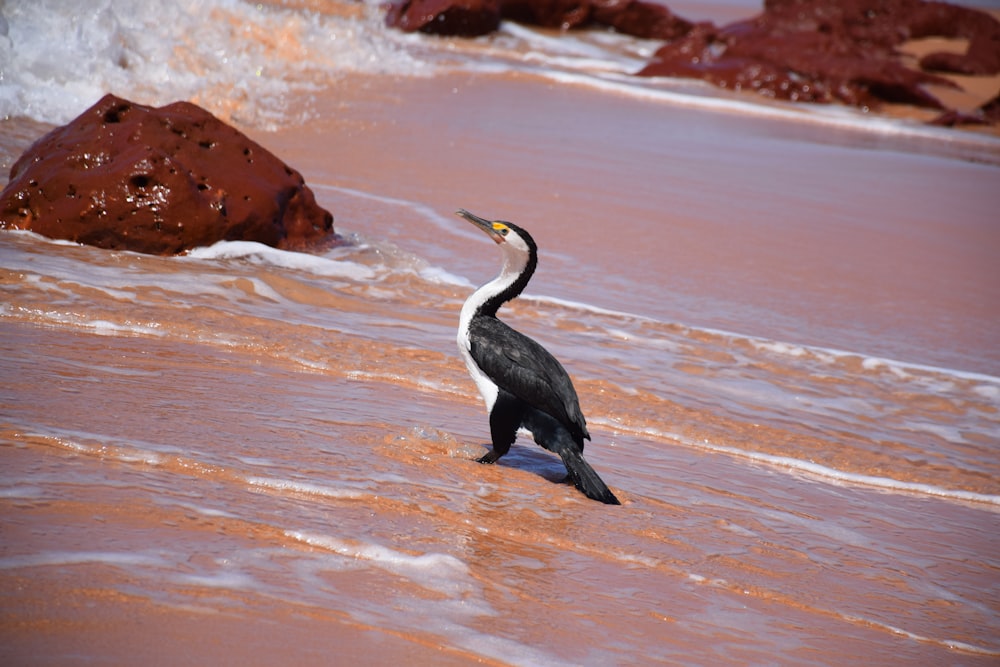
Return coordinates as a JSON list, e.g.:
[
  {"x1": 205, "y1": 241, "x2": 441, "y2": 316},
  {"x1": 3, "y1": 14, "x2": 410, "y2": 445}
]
[
  {"x1": 0, "y1": 0, "x2": 427, "y2": 128},
  {"x1": 85, "y1": 318, "x2": 163, "y2": 337},
  {"x1": 735, "y1": 328, "x2": 1000, "y2": 386},
  {"x1": 0, "y1": 550, "x2": 164, "y2": 570},
  {"x1": 595, "y1": 421, "x2": 1000, "y2": 508},
  {"x1": 286, "y1": 531, "x2": 473, "y2": 598},
  {"x1": 451, "y1": 631, "x2": 580, "y2": 667},
  {"x1": 246, "y1": 476, "x2": 370, "y2": 500},
  {"x1": 514, "y1": 292, "x2": 1000, "y2": 390},
  {"x1": 696, "y1": 438, "x2": 1000, "y2": 508},
  {"x1": 167, "y1": 501, "x2": 238, "y2": 520},
  {"x1": 974, "y1": 384, "x2": 1000, "y2": 400},
  {"x1": 418, "y1": 264, "x2": 473, "y2": 287},
  {"x1": 497, "y1": 21, "x2": 649, "y2": 72},
  {"x1": 20, "y1": 430, "x2": 173, "y2": 466},
  {"x1": 840, "y1": 613, "x2": 1000, "y2": 657},
  {"x1": 0, "y1": 485, "x2": 45, "y2": 499},
  {"x1": 527, "y1": 293, "x2": 655, "y2": 323},
  {"x1": 174, "y1": 570, "x2": 258, "y2": 590},
  {"x1": 512, "y1": 67, "x2": 1000, "y2": 154},
  {"x1": 186, "y1": 240, "x2": 376, "y2": 280},
  {"x1": 0, "y1": 229, "x2": 84, "y2": 247},
  {"x1": 291, "y1": 532, "x2": 463, "y2": 571},
  {"x1": 314, "y1": 183, "x2": 476, "y2": 246},
  {"x1": 5, "y1": 0, "x2": 999, "y2": 162},
  {"x1": 753, "y1": 340, "x2": 810, "y2": 358},
  {"x1": 235, "y1": 455, "x2": 277, "y2": 468}
]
